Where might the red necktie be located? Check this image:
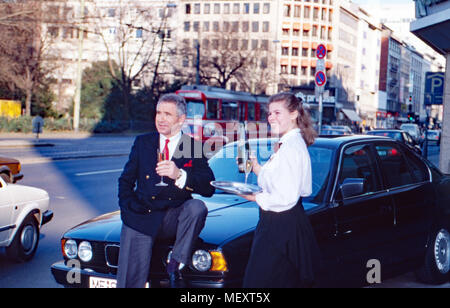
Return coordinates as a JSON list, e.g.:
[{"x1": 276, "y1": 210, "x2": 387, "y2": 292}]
[{"x1": 163, "y1": 139, "x2": 170, "y2": 160}]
